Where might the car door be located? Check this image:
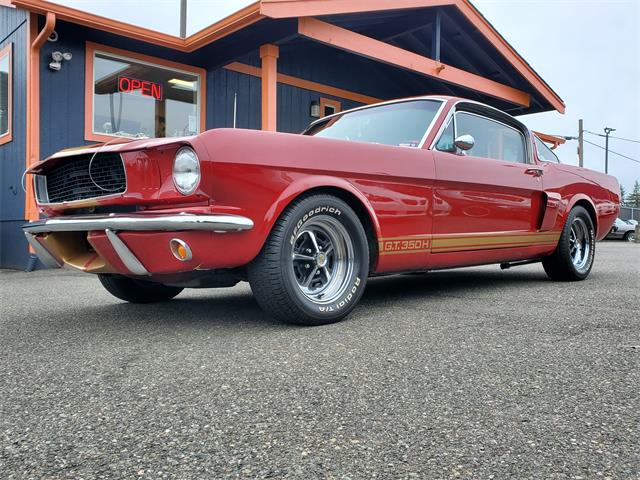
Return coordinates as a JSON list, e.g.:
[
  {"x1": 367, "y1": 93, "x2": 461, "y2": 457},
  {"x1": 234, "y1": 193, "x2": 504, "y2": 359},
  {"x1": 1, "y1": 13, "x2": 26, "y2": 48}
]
[{"x1": 430, "y1": 108, "x2": 547, "y2": 253}]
